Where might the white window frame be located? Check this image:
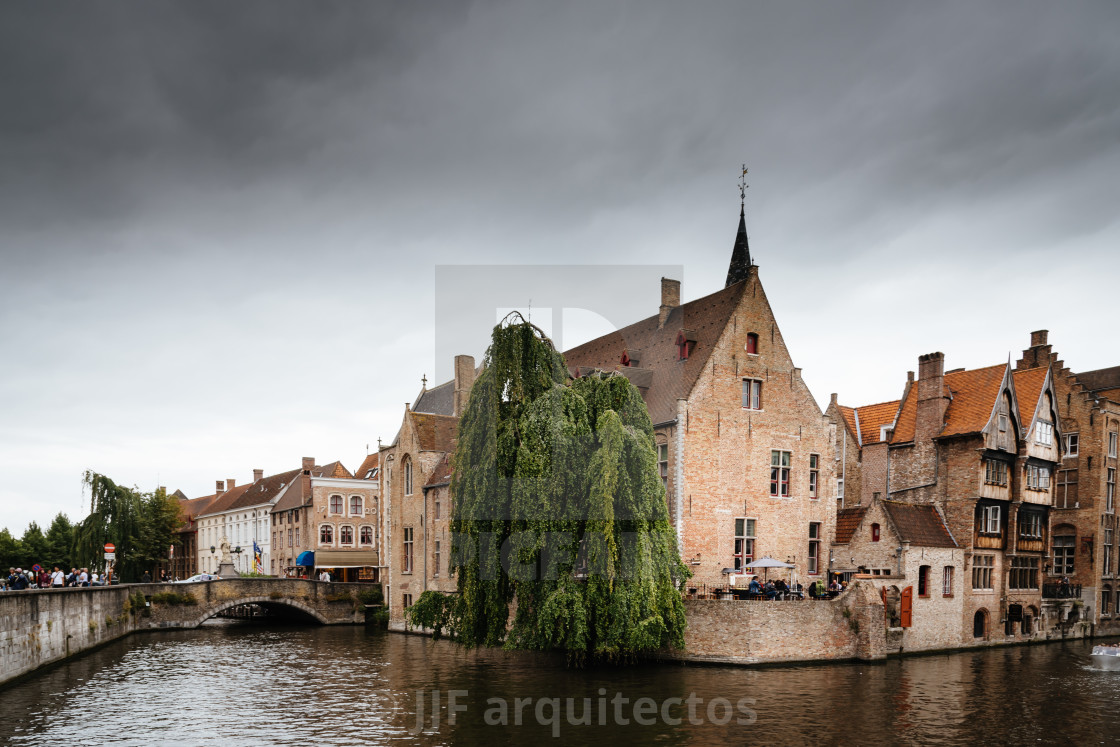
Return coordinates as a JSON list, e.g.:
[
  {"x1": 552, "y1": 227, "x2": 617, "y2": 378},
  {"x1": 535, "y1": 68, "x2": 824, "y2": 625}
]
[
  {"x1": 984, "y1": 459, "x2": 1008, "y2": 486},
  {"x1": 1035, "y1": 421, "x2": 1053, "y2": 446},
  {"x1": 339, "y1": 524, "x2": 355, "y2": 546},
  {"x1": 742, "y1": 378, "x2": 762, "y2": 411},
  {"x1": 349, "y1": 495, "x2": 364, "y2": 516},
  {"x1": 319, "y1": 523, "x2": 335, "y2": 547},
  {"x1": 1026, "y1": 464, "x2": 1051, "y2": 491},
  {"x1": 770, "y1": 450, "x2": 791, "y2": 498},
  {"x1": 981, "y1": 505, "x2": 1001, "y2": 535},
  {"x1": 403, "y1": 527, "x2": 414, "y2": 574},
  {"x1": 1108, "y1": 468, "x2": 1116, "y2": 513},
  {"x1": 733, "y1": 517, "x2": 756, "y2": 572},
  {"x1": 942, "y1": 566, "x2": 954, "y2": 596},
  {"x1": 808, "y1": 454, "x2": 820, "y2": 499},
  {"x1": 1110, "y1": 431, "x2": 1119, "y2": 459},
  {"x1": 328, "y1": 494, "x2": 344, "y2": 516},
  {"x1": 1064, "y1": 433, "x2": 1079, "y2": 458},
  {"x1": 359, "y1": 525, "x2": 374, "y2": 546}
]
